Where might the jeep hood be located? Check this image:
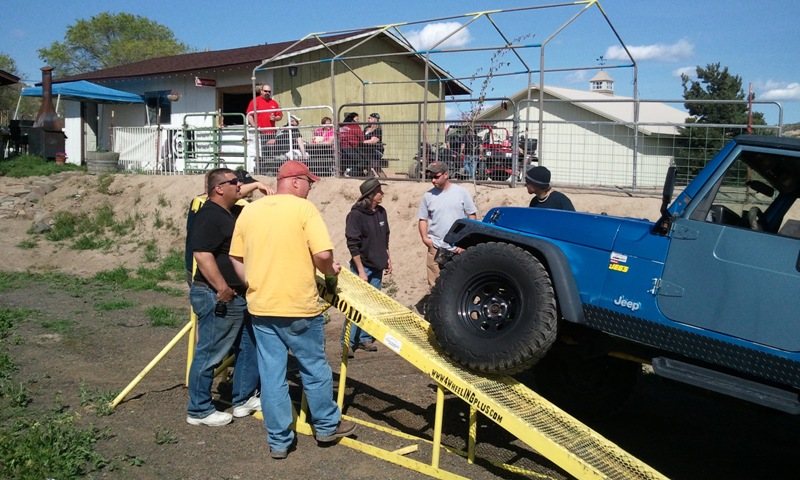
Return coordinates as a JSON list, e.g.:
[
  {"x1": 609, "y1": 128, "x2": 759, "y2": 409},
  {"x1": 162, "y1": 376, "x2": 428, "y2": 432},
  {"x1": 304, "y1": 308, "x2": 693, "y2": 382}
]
[{"x1": 479, "y1": 206, "x2": 656, "y2": 252}]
